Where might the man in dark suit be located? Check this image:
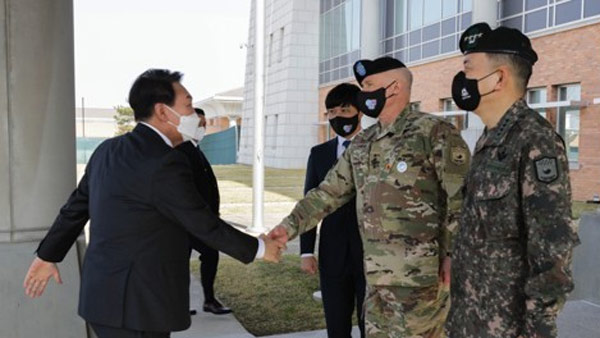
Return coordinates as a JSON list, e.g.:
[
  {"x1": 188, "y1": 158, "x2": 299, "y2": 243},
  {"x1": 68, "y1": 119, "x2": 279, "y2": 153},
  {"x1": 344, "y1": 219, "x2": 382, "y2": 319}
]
[
  {"x1": 177, "y1": 108, "x2": 231, "y2": 315},
  {"x1": 23, "y1": 69, "x2": 282, "y2": 338},
  {"x1": 300, "y1": 83, "x2": 366, "y2": 338}
]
